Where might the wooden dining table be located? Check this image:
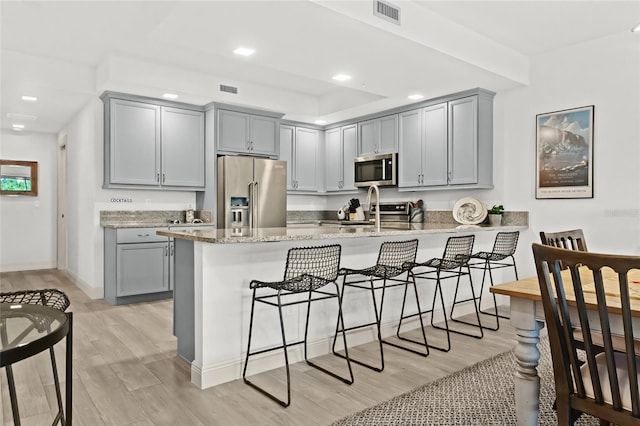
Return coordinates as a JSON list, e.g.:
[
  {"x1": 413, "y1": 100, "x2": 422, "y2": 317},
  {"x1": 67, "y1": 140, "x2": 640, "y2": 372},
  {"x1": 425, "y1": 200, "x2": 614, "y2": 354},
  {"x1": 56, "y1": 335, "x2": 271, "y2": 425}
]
[{"x1": 490, "y1": 267, "x2": 640, "y2": 425}]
